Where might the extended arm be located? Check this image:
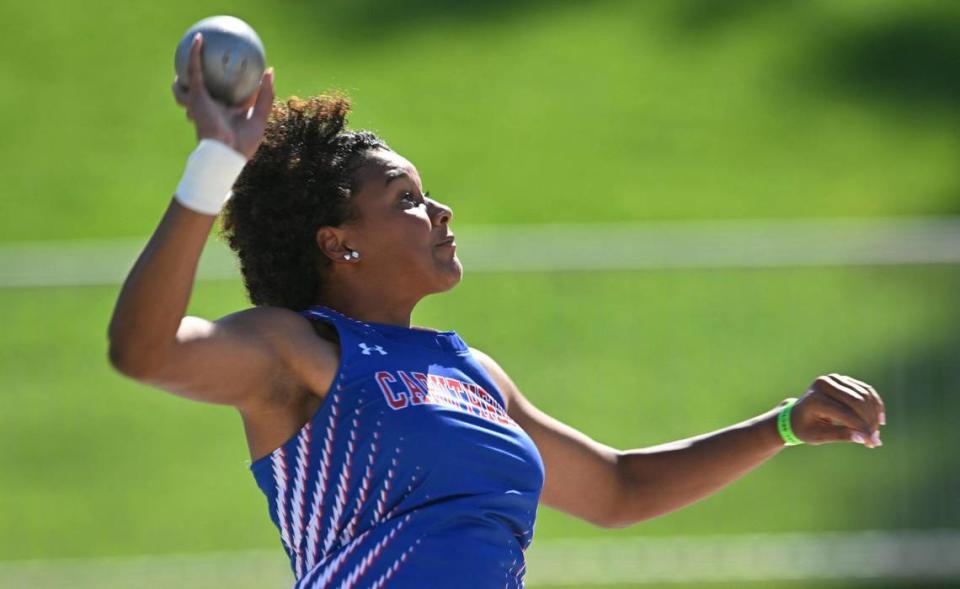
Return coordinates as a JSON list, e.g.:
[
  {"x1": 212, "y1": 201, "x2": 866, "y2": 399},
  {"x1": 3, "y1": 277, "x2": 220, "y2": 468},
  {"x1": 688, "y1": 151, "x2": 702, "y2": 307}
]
[
  {"x1": 611, "y1": 404, "x2": 785, "y2": 526},
  {"x1": 473, "y1": 350, "x2": 885, "y2": 528}
]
